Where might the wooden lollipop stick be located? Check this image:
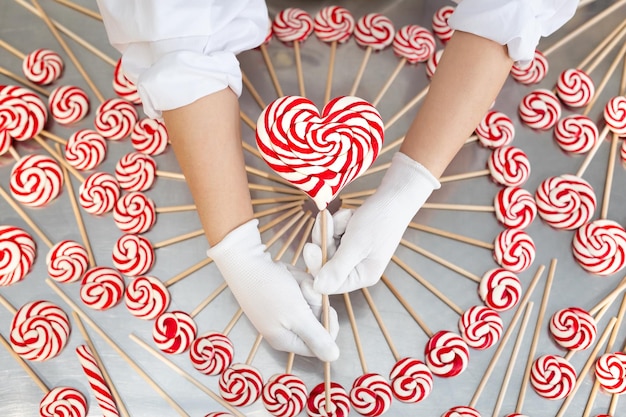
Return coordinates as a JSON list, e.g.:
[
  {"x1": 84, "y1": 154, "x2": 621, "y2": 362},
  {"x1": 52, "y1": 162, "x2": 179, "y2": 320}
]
[
  {"x1": 349, "y1": 47, "x2": 373, "y2": 96},
  {"x1": 189, "y1": 282, "x2": 229, "y2": 319},
  {"x1": 582, "y1": 38, "x2": 626, "y2": 117},
  {"x1": 0, "y1": 66, "x2": 49, "y2": 96},
  {"x1": 578, "y1": 21, "x2": 626, "y2": 74},
  {"x1": 400, "y1": 239, "x2": 482, "y2": 283},
  {"x1": 385, "y1": 85, "x2": 430, "y2": 130},
  {"x1": 255, "y1": 200, "x2": 304, "y2": 220},
  {"x1": 245, "y1": 165, "x2": 297, "y2": 188},
  {"x1": 259, "y1": 205, "x2": 306, "y2": 234},
  {"x1": 46, "y1": 279, "x2": 190, "y2": 417},
  {"x1": 542, "y1": 0, "x2": 626, "y2": 56},
  {"x1": 33, "y1": 136, "x2": 84, "y2": 183},
  {"x1": 155, "y1": 204, "x2": 196, "y2": 214},
  {"x1": 589, "y1": 275, "x2": 626, "y2": 316},
  {"x1": 320, "y1": 209, "x2": 332, "y2": 413},
  {"x1": 155, "y1": 195, "x2": 306, "y2": 213},
  {"x1": 28, "y1": 0, "x2": 105, "y2": 103},
  {"x1": 153, "y1": 230, "x2": 204, "y2": 249},
  {"x1": 0, "y1": 333, "x2": 49, "y2": 393},
  {"x1": 391, "y1": 255, "x2": 464, "y2": 316},
  {"x1": 272, "y1": 210, "x2": 311, "y2": 261},
  {"x1": 0, "y1": 185, "x2": 54, "y2": 248},
  {"x1": 294, "y1": 40, "x2": 306, "y2": 97},
  {"x1": 323, "y1": 41, "x2": 337, "y2": 105},
  {"x1": 341, "y1": 197, "x2": 495, "y2": 212},
  {"x1": 408, "y1": 222, "x2": 494, "y2": 250},
  {"x1": 240, "y1": 110, "x2": 256, "y2": 131},
  {"x1": 259, "y1": 44, "x2": 284, "y2": 98},
  {"x1": 515, "y1": 259, "x2": 556, "y2": 413},
  {"x1": 15, "y1": 0, "x2": 117, "y2": 67},
  {"x1": 344, "y1": 292, "x2": 368, "y2": 373},
  {"x1": 601, "y1": 133, "x2": 619, "y2": 219},
  {"x1": 439, "y1": 169, "x2": 490, "y2": 183},
  {"x1": 380, "y1": 274, "x2": 433, "y2": 337},
  {"x1": 0, "y1": 39, "x2": 25, "y2": 58},
  {"x1": 378, "y1": 134, "x2": 405, "y2": 157},
  {"x1": 129, "y1": 334, "x2": 244, "y2": 417},
  {"x1": 575, "y1": 125, "x2": 610, "y2": 178},
  {"x1": 154, "y1": 170, "x2": 184, "y2": 180},
  {"x1": 0, "y1": 293, "x2": 18, "y2": 315},
  {"x1": 53, "y1": 0, "x2": 102, "y2": 20},
  {"x1": 39, "y1": 130, "x2": 67, "y2": 145},
  {"x1": 241, "y1": 70, "x2": 266, "y2": 109},
  {"x1": 163, "y1": 257, "x2": 213, "y2": 287},
  {"x1": 469, "y1": 263, "x2": 546, "y2": 408},
  {"x1": 555, "y1": 317, "x2": 617, "y2": 417},
  {"x1": 491, "y1": 302, "x2": 534, "y2": 417},
  {"x1": 361, "y1": 287, "x2": 401, "y2": 362},
  {"x1": 372, "y1": 58, "x2": 406, "y2": 106},
  {"x1": 465, "y1": 135, "x2": 479, "y2": 144},
  {"x1": 339, "y1": 189, "x2": 374, "y2": 200},
  {"x1": 72, "y1": 312, "x2": 129, "y2": 417},
  {"x1": 8, "y1": 146, "x2": 21, "y2": 162},
  {"x1": 248, "y1": 183, "x2": 303, "y2": 195}
]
